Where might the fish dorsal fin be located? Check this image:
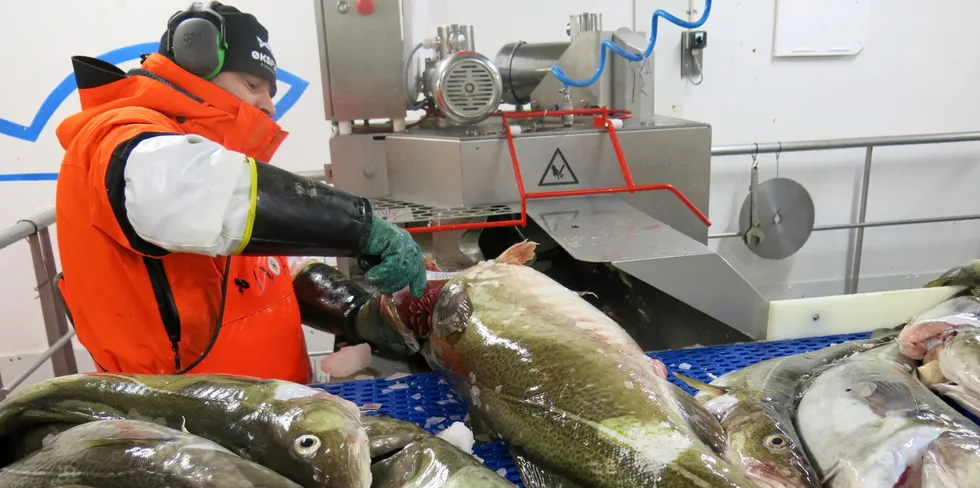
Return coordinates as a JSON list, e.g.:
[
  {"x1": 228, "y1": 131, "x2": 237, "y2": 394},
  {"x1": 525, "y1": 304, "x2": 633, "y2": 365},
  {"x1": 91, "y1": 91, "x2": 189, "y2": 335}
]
[
  {"x1": 495, "y1": 241, "x2": 537, "y2": 265},
  {"x1": 673, "y1": 372, "x2": 730, "y2": 398},
  {"x1": 82, "y1": 435, "x2": 177, "y2": 449},
  {"x1": 511, "y1": 450, "x2": 584, "y2": 488},
  {"x1": 820, "y1": 461, "x2": 841, "y2": 485},
  {"x1": 665, "y1": 383, "x2": 728, "y2": 455},
  {"x1": 466, "y1": 410, "x2": 497, "y2": 443}
]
